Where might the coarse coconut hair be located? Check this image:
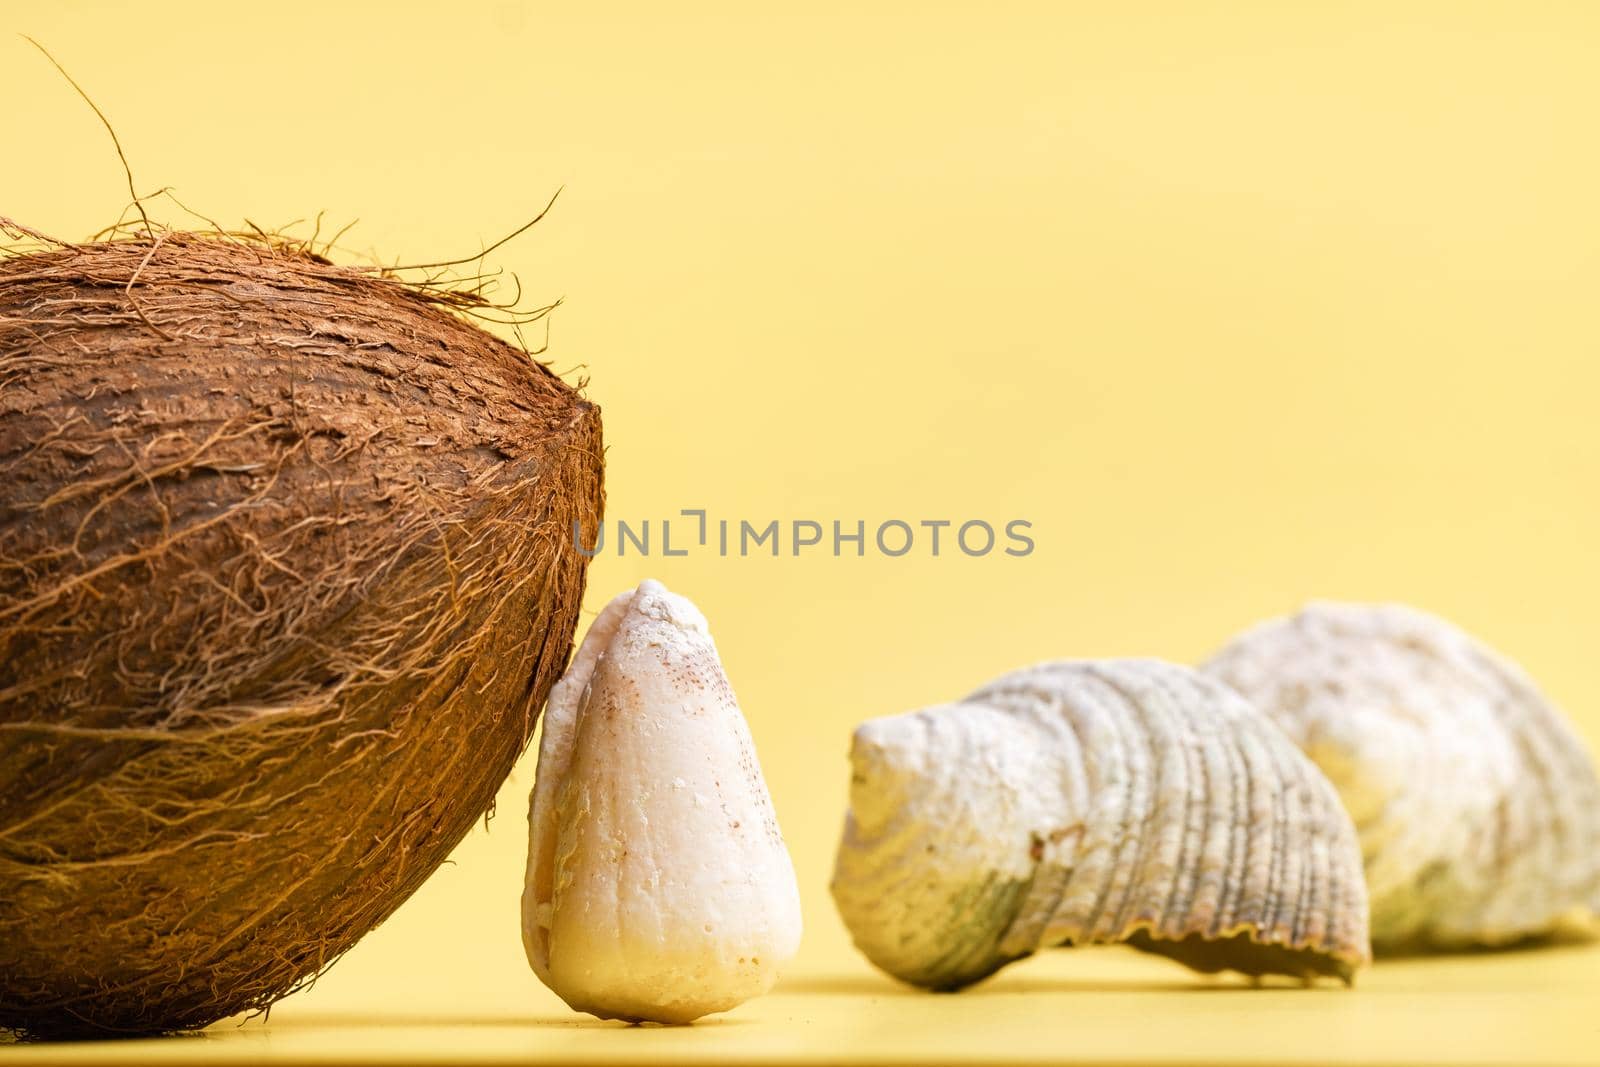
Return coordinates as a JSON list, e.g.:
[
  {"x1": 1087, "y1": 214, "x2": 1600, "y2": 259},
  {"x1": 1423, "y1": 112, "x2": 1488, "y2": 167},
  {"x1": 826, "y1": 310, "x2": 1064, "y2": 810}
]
[{"x1": 0, "y1": 207, "x2": 605, "y2": 1037}]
